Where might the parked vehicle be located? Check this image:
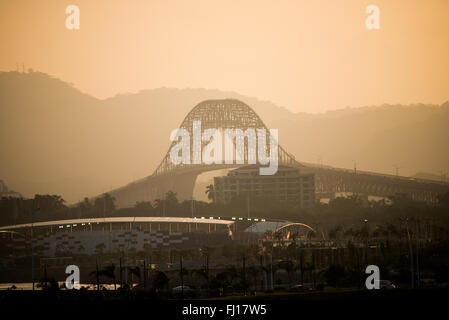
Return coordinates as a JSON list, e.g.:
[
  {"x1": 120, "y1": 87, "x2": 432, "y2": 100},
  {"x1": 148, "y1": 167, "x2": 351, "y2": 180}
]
[
  {"x1": 379, "y1": 280, "x2": 396, "y2": 289},
  {"x1": 288, "y1": 284, "x2": 306, "y2": 292}
]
